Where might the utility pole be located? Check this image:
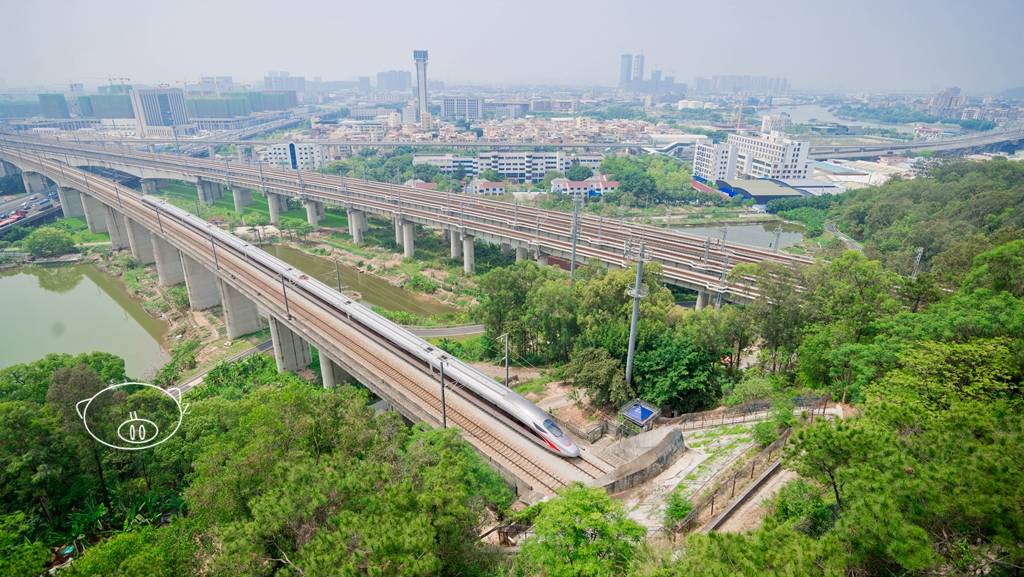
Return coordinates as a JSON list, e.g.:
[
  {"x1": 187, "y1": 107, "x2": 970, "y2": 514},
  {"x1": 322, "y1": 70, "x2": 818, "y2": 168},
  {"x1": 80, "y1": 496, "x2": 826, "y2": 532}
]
[
  {"x1": 570, "y1": 192, "x2": 581, "y2": 281},
  {"x1": 502, "y1": 333, "x2": 510, "y2": 387},
  {"x1": 715, "y1": 250, "x2": 731, "y2": 309},
  {"x1": 625, "y1": 241, "x2": 647, "y2": 388},
  {"x1": 439, "y1": 361, "x2": 447, "y2": 428},
  {"x1": 335, "y1": 260, "x2": 342, "y2": 291}
]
